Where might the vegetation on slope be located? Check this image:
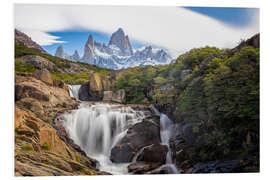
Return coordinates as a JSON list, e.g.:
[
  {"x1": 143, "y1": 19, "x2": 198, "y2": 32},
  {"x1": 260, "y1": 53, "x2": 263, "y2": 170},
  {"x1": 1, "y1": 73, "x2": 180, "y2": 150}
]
[
  {"x1": 15, "y1": 42, "x2": 114, "y2": 84},
  {"x1": 114, "y1": 37, "x2": 259, "y2": 169}
]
